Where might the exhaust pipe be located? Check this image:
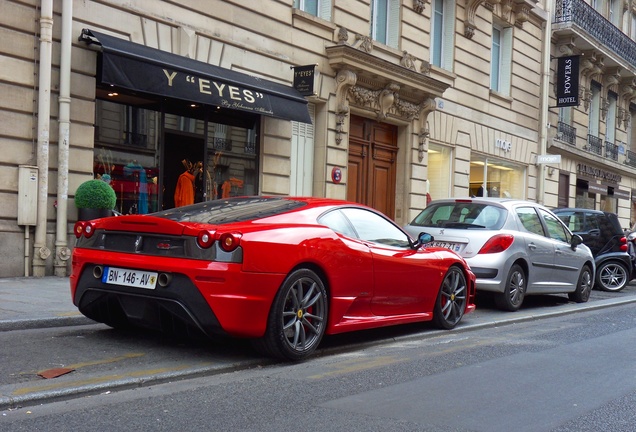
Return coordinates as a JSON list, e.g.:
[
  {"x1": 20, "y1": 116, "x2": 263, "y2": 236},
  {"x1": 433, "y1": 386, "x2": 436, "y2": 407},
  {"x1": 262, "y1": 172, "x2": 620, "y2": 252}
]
[
  {"x1": 92, "y1": 265, "x2": 103, "y2": 279},
  {"x1": 158, "y1": 272, "x2": 172, "y2": 287}
]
